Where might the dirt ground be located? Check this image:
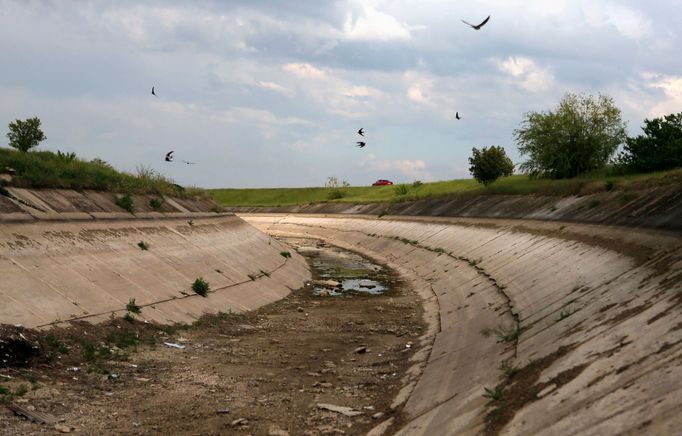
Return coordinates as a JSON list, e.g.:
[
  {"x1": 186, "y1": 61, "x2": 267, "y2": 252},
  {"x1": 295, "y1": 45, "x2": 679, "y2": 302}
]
[{"x1": 0, "y1": 243, "x2": 424, "y2": 435}]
